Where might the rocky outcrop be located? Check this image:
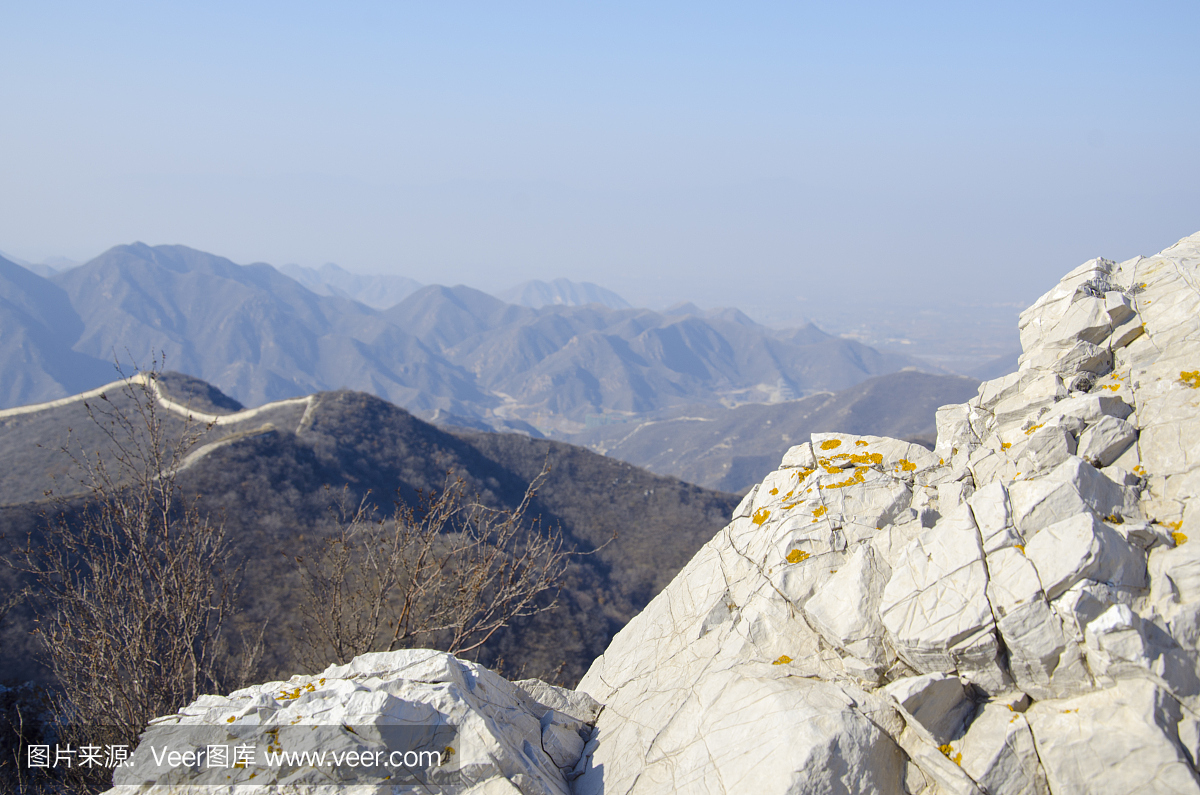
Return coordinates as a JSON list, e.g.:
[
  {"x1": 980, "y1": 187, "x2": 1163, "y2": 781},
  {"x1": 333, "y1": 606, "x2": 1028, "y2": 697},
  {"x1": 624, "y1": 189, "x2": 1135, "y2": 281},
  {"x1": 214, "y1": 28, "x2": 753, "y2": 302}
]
[
  {"x1": 105, "y1": 232, "x2": 1199, "y2": 793},
  {"x1": 104, "y1": 650, "x2": 601, "y2": 794},
  {"x1": 574, "y1": 232, "x2": 1200, "y2": 794}
]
